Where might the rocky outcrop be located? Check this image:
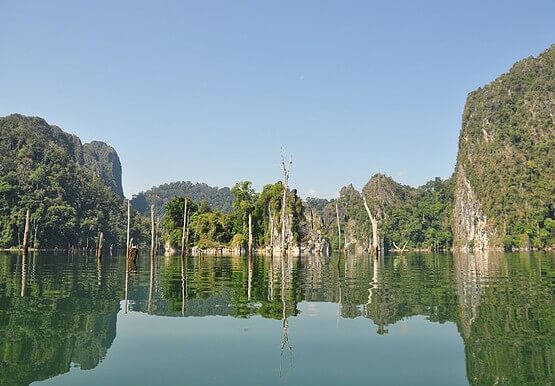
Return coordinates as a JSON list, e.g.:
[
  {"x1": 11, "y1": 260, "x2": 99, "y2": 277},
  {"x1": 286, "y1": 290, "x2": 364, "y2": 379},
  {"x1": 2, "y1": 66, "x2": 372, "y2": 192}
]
[
  {"x1": 453, "y1": 44, "x2": 555, "y2": 250},
  {"x1": 298, "y1": 202, "x2": 330, "y2": 255},
  {"x1": 453, "y1": 165, "x2": 493, "y2": 251},
  {"x1": 83, "y1": 141, "x2": 124, "y2": 197}
]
